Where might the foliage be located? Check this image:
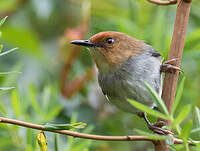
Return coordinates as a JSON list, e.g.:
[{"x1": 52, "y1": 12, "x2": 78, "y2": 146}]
[
  {"x1": 128, "y1": 77, "x2": 200, "y2": 150},
  {"x1": 0, "y1": 0, "x2": 200, "y2": 151}
]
